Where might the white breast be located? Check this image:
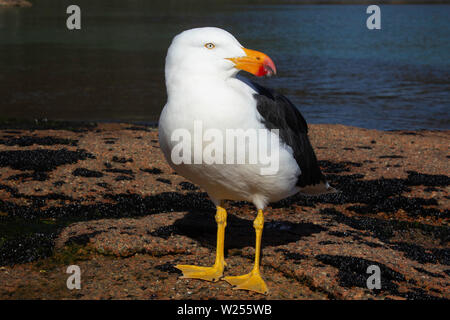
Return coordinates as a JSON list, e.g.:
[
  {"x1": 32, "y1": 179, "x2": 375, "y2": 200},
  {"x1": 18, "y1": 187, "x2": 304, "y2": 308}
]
[{"x1": 158, "y1": 77, "x2": 300, "y2": 209}]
